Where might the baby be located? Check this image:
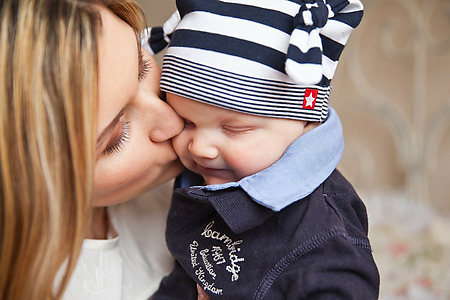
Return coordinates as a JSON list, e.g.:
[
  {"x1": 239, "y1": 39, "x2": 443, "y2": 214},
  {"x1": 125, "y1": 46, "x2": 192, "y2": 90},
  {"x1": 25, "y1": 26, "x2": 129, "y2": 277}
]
[{"x1": 149, "y1": 0, "x2": 380, "y2": 299}]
